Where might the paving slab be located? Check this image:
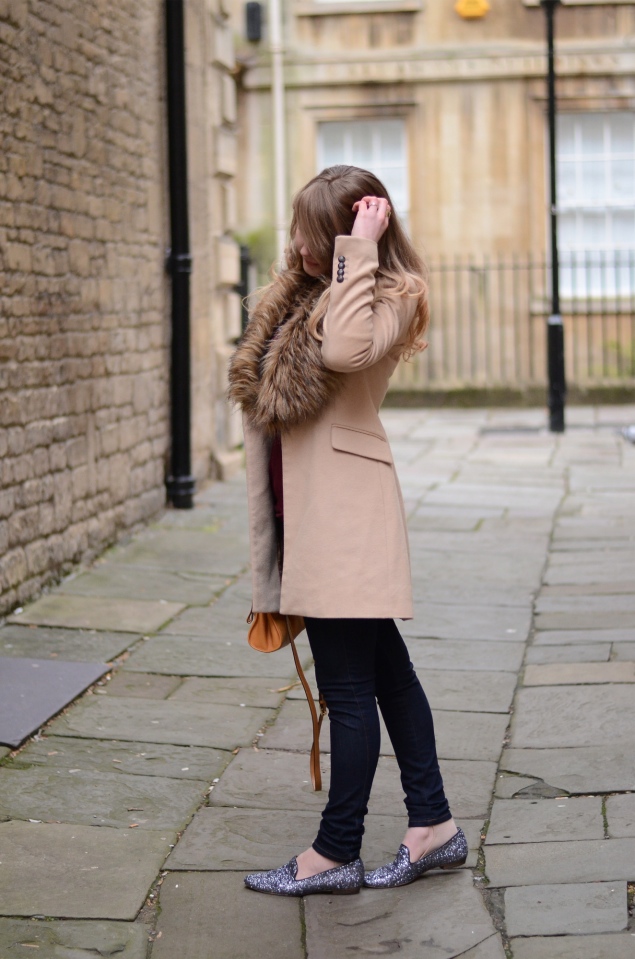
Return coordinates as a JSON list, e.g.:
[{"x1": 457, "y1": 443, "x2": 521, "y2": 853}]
[
  {"x1": 59, "y1": 563, "x2": 228, "y2": 605},
  {"x1": 494, "y1": 774, "x2": 542, "y2": 799},
  {"x1": 504, "y1": 882, "x2": 627, "y2": 937},
  {"x1": 510, "y1": 686, "x2": 635, "y2": 748},
  {"x1": 408, "y1": 639, "x2": 525, "y2": 672},
  {"x1": 165, "y1": 806, "x2": 482, "y2": 871},
  {"x1": 457, "y1": 936, "x2": 507, "y2": 959},
  {"x1": 8, "y1": 594, "x2": 185, "y2": 634},
  {"x1": 409, "y1": 668, "x2": 517, "y2": 713},
  {"x1": 0, "y1": 766, "x2": 207, "y2": 829},
  {"x1": 0, "y1": 657, "x2": 109, "y2": 748},
  {"x1": 210, "y1": 749, "x2": 497, "y2": 821},
  {"x1": 409, "y1": 553, "x2": 543, "y2": 592},
  {"x1": 612, "y1": 642, "x2": 635, "y2": 661},
  {"x1": 0, "y1": 918, "x2": 150, "y2": 959},
  {"x1": 485, "y1": 838, "x2": 635, "y2": 886},
  {"x1": 535, "y1": 592, "x2": 635, "y2": 612},
  {"x1": 153, "y1": 505, "x2": 223, "y2": 529},
  {"x1": 403, "y1": 603, "x2": 532, "y2": 642},
  {"x1": 510, "y1": 933, "x2": 635, "y2": 959},
  {"x1": 606, "y1": 793, "x2": 635, "y2": 838},
  {"x1": 122, "y1": 633, "x2": 306, "y2": 679},
  {"x1": 541, "y1": 575, "x2": 635, "y2": 590},
  {"x1": 0, "y1": 820, "x2": 172, "y2": 919},
  {"x1": 14, "y1": 735, "x2": 230, "y2": 782},
  {"x1": 100, "y1": 671, "x2": 183, "y2": 698},
  {"x1": 287, "y1": 664, "x2": 516, "y2": 713},
  {"x1": 524, "y1": 662, "x2": 635, "y2": 685},
  {"x1": 501, "y1": 746, "x2": 635, "y2": 793},
  {"x1": 533, "y1": 628, "x2": 635, "y2": 645},
  {"x1": 0, "y1": 625, "x2": 135, "y2": 662},
  {"x1": 485, "y1": 797, "x2": 603, "y2": 844},
  {"x1": 107, "y1": 528, "x2": 248, "y2": 577},
  {"x1": 409, "y1": 582, "x2": 533, "y2": 607},
  {"x1": 525, "y1": 644, "x2": 610, "y2": 664},
  {"x1": 260, "y1": 699, "x2": 508, "y2": 762},
  {"x1": 152, "y1": 872, "x2": 303, "y2": 959},
  {"x1": 286, "y1": 665, "x2": 517, "y2": 713},
  {"x1": 305, "y1": 871, "x2": 496, "y2": 959},
  {"x1": 47, "y1": 695, "x2": 274, "y2": 749},
  {"x1": 160, "y1": 603, "x2": 249, "y2": 637},
  {"x1": 536, "y1": 610, "x2": 635, "y2": 630},
  {"x1": 168, "y1": 676, "x2": 286, "y2": 708},
  {"x1": 544, "y1": 571, "x2": 635, "y2": 593}
]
